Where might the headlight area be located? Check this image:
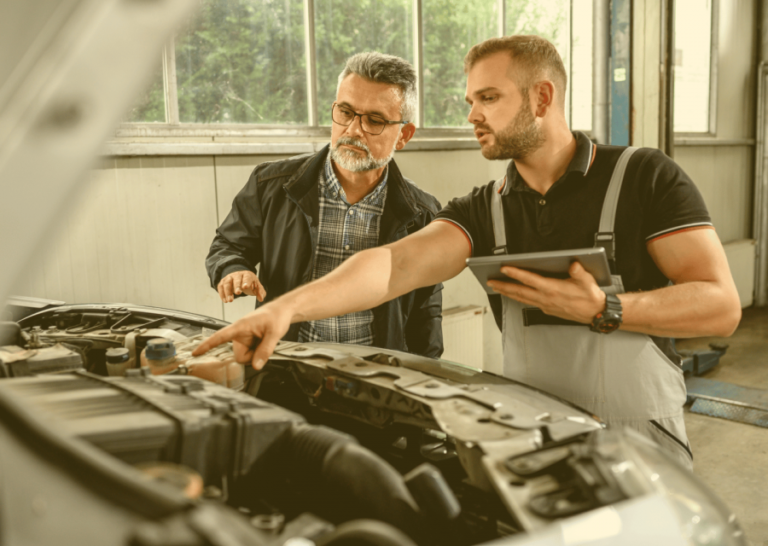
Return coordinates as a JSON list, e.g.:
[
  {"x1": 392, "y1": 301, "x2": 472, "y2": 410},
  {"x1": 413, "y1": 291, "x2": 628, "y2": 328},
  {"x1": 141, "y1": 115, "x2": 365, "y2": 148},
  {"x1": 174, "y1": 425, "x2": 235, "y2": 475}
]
[
  {"x1": 496, "y1": 428, "x2": 747, "y2": 545},
  {"x1": 613, "y1": 429, "x2": 747, "y2": 546}
]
